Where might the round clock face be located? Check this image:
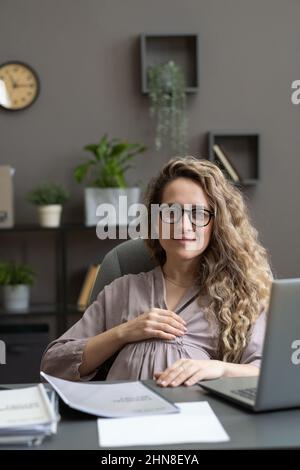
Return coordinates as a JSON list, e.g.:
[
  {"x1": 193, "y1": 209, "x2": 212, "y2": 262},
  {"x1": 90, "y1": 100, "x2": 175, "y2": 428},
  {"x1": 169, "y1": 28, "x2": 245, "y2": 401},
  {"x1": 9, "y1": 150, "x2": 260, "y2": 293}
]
[{"x1": 0, "y1": 61, "x2": 39, "y2": 111}]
